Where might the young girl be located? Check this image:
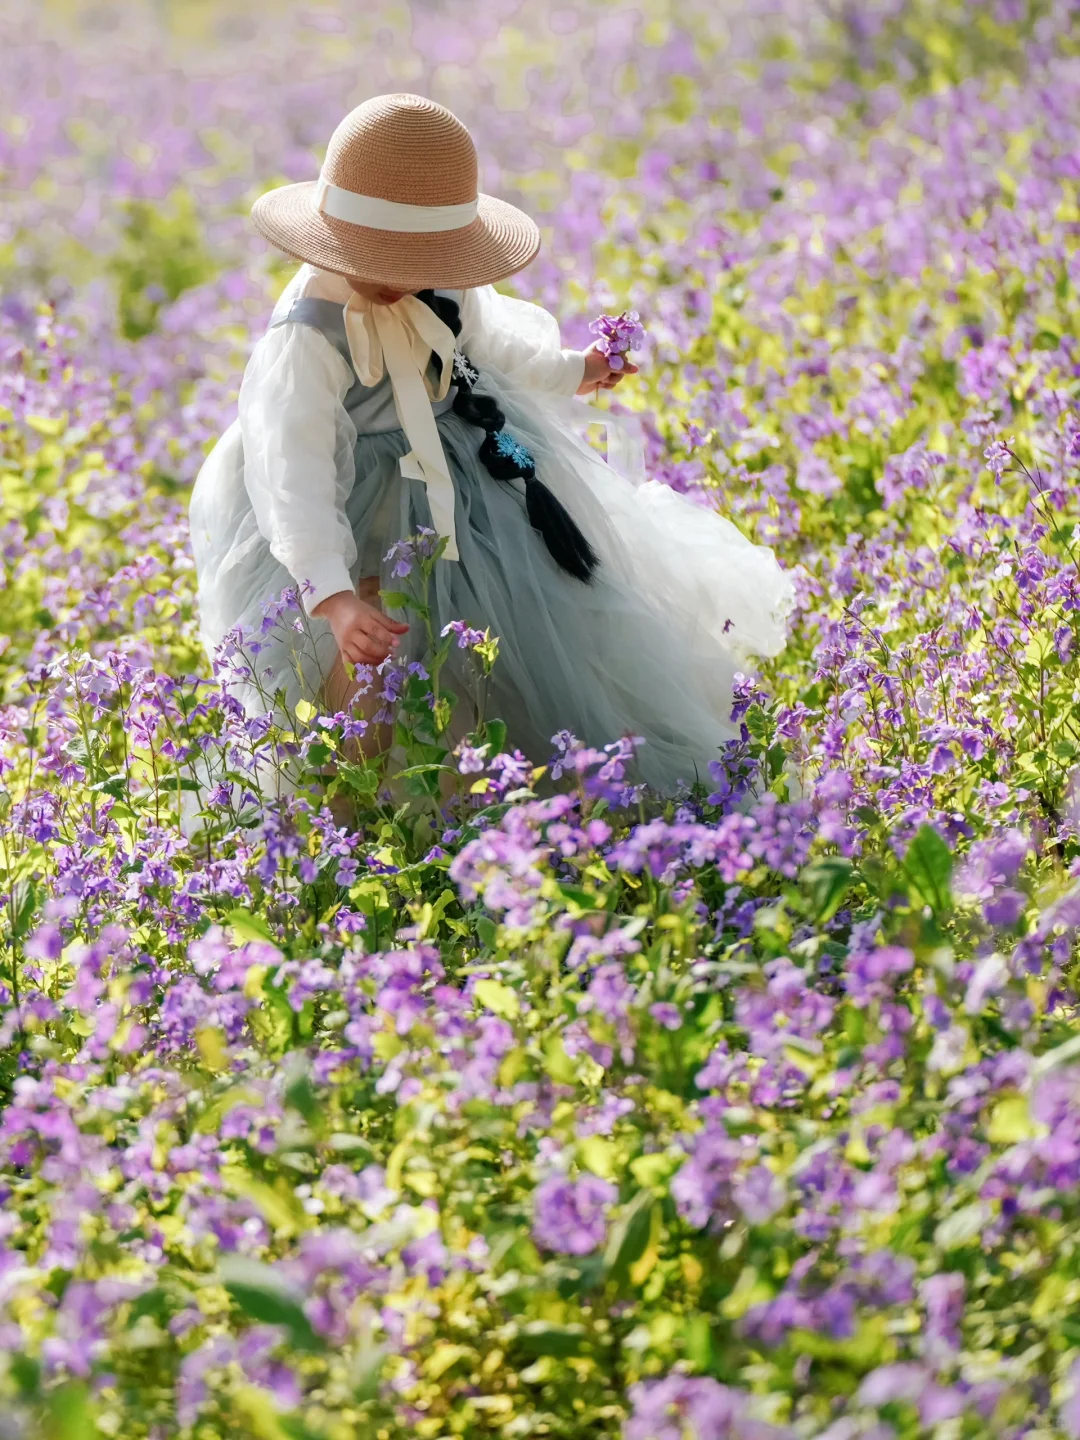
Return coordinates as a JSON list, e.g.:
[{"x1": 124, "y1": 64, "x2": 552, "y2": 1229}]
[{"x1": 189, "y1": 94, "x2": 795, "y2": 792}]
